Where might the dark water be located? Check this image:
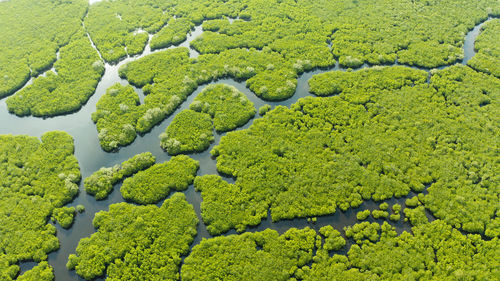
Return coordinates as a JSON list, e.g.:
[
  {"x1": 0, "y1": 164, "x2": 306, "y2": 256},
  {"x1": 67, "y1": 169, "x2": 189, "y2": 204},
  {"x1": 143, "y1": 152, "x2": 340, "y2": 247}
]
[{"x1": 0, "y1": 16, "x2": 492, "y2": 280}]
